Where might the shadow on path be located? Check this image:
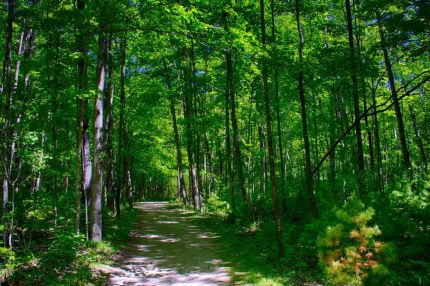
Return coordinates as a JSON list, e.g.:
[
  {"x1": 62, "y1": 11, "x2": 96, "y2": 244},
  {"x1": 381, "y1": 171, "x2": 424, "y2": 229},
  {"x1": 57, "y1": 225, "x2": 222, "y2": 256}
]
[{"x1": 107, "y1": 202, "x2": 234, "y2": 286}]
